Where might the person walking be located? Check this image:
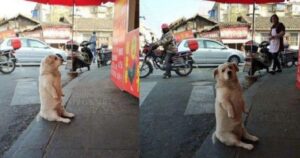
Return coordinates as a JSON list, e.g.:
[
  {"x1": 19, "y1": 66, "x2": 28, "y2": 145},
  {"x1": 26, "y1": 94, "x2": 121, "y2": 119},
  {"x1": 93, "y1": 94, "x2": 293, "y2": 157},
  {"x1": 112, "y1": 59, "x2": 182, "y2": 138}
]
[
  {"x1": 154, "y1": 23, "x2": 177, "y2": 79},
  {"x1": 89, "y1": 31, "x2": 97, "y2": 63},
  {"x1": 269, "y1": 14, "x2": 285, "y2": 74}
]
